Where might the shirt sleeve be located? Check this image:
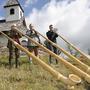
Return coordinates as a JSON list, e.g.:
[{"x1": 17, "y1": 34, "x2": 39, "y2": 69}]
[{"x1": 26, "y1": 30, "x2": 31, "y2": 36}]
